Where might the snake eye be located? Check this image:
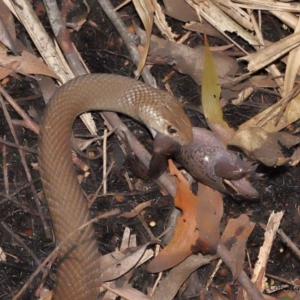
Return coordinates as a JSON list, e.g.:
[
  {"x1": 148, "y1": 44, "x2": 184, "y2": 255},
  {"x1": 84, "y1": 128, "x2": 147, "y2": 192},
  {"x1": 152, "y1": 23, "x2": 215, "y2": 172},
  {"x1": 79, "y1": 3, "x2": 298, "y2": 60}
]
[{"x1": 167, "y1": 125, "x2": 177, "y2": 134}]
